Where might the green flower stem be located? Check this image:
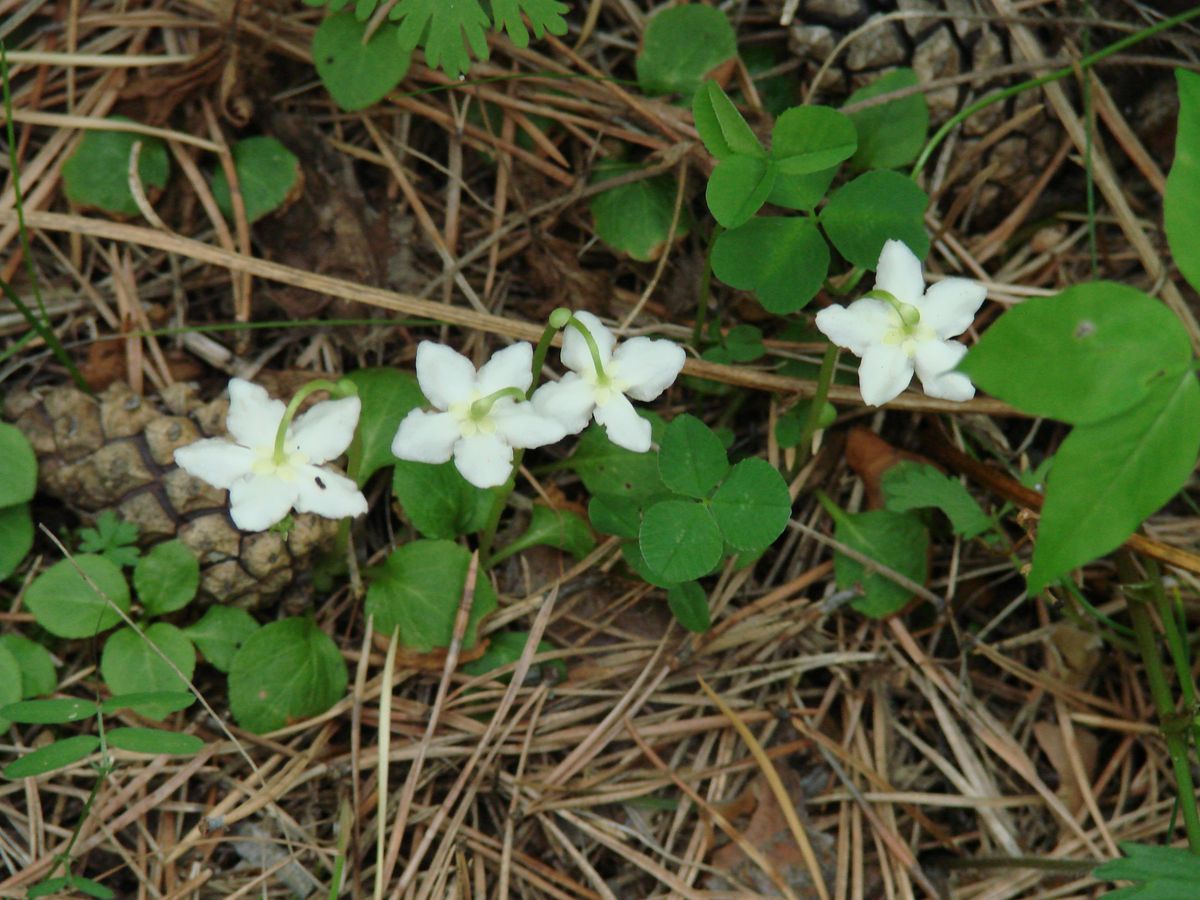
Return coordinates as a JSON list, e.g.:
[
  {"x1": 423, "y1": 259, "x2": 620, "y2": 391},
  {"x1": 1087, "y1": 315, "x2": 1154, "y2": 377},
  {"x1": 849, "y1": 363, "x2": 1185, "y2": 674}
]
[
  {"x1": 865, "y1": 289, "x2": 920, "y2": 327},
  {"x1": 911, "y1": 5, "x2": 1200, "y2": 180},
  {"x1": 477, "y1": 453, "x2": 521, "y2": 569},
  {"x1": 272, "y1": 378, "x2": 354, "y2": 464},
  {"x1": 694, "y1": 224, "x2": 722, "y2": 348},
  {"x1": 796, "y1": 344, "x2": 839, "y2": 465},
  {"x1": 565, "y1": 315, "x2": 608, "y2": 381},
  {"x1": 470, "y1": 386, "x2": 526, "y2": 420},
  {"x1": 1120, "y1": 552, "x2": 1200, "y2": 852},
  {"x1": 529, "y1": 314, "x2": 568, "y2": 399}
]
